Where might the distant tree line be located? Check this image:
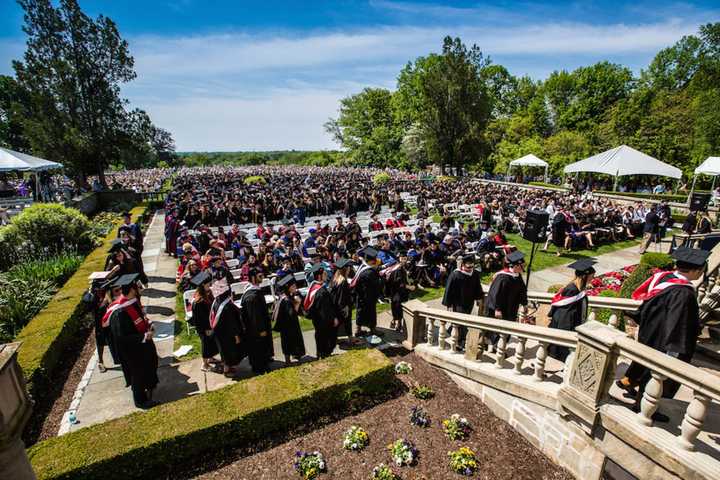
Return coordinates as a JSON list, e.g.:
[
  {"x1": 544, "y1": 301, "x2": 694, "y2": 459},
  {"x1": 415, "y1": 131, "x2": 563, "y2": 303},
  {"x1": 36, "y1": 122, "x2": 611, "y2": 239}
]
[
  {"x1": 0, "y1": 0, "x2": 176, "y2": 187},
  {"x1": 176, "y1": 150, "x2": 344, "y2": 168},
  {"x1": 326, "y1": 26, "x2": 720, "y2": 178}
]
